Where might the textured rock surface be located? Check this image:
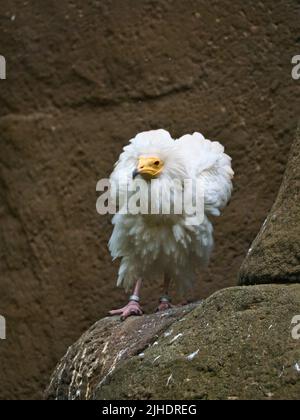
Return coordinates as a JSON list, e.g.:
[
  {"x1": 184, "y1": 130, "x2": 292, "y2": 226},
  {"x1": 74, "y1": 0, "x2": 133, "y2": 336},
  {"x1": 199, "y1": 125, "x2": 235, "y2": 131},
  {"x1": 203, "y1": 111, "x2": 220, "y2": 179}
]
[
  {"x1": 45, "y1": 304, "x2": 197, "y2": 400},
  {"x1": 1, "y1": 0, "x2": 300, "y2": 399},
  {"x1": 239, "y1": 125, "x2": 300, "y2": 285},
  {"x1": 46, "y1": 285, "x2": 300, "y2": 400}
]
